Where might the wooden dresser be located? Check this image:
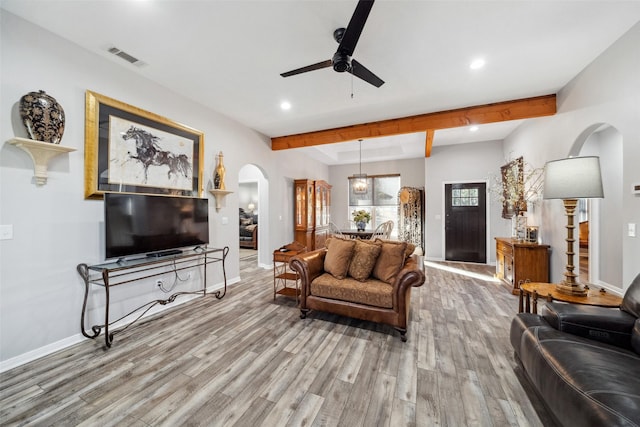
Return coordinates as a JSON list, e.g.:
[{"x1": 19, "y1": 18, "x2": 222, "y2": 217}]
[{"x1": 495, "y1": 237, "x2": 550, "y2": 295}]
